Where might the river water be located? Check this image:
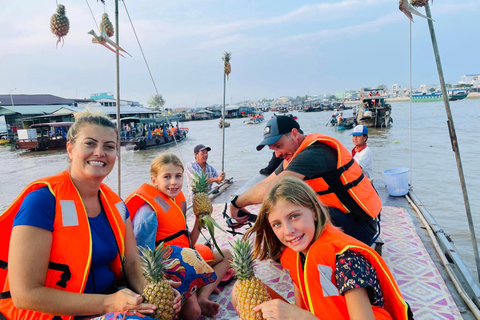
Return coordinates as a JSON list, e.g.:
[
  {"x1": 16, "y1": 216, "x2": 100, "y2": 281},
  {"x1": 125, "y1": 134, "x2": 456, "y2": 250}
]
[{"x1": 1, "y1": 99, "x2": 479, "y2": 274}]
